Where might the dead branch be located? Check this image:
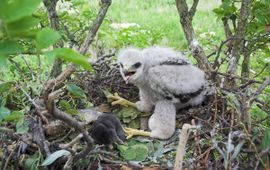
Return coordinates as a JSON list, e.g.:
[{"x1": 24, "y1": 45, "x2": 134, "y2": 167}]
[
  {"x1": 174, "y1": 123, "x2": 198, "y2": 170},
  {"x1": 175, "y1": 0, "x2": 212, "y2": 72},
  {"x1": 47, "y1": 90, "x2": 93, "y2": 143},
  {"x1": 45, "y1": 89, "x2": 94, "y2": 161},
  {"x1": 27, "y1": 116, "x2": 51, "y2": 157}
]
